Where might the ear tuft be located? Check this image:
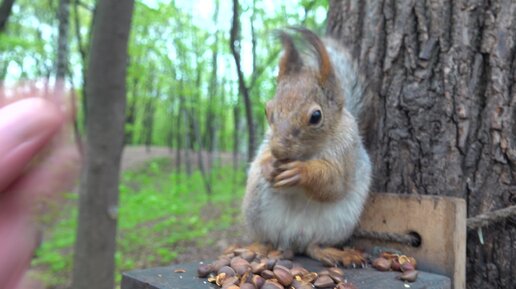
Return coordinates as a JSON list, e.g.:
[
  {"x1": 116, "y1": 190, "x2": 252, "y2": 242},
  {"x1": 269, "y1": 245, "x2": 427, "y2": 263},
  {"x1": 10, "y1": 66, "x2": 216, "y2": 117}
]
[
  {"x1": 291, "y1": 27, "x2": 334, "y2": 85},
  {"x1": 275, "y1": 30, "x2": 303, "y2": 80}
]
